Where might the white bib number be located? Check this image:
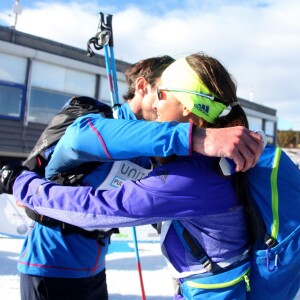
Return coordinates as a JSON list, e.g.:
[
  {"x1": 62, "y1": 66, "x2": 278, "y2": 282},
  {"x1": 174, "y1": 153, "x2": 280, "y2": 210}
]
[{"x1": 96, "y1": 160, "x2": 152, "y2": 190}]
